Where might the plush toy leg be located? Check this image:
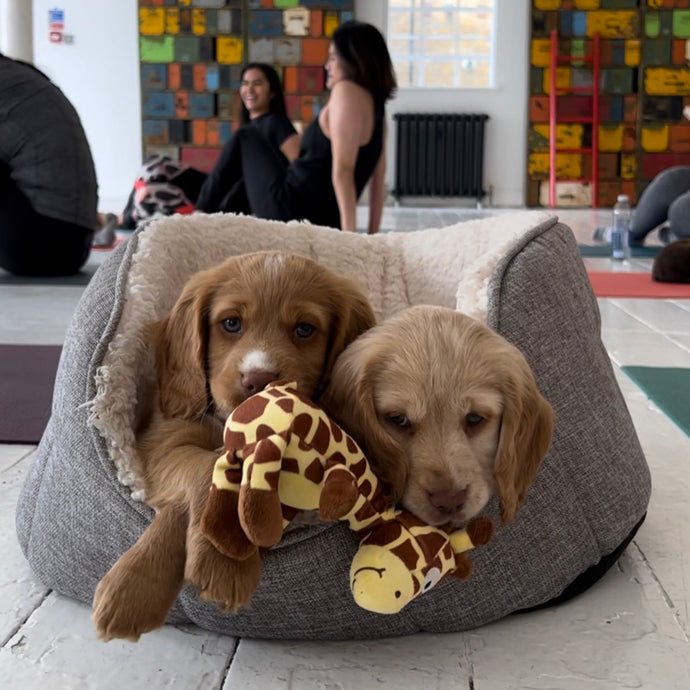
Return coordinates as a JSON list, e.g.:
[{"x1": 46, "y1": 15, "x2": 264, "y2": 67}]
[
  {"x1": 200, "y1": 485, "x2": 257, "y2": 560},
  {"x1": 466, "y1": 516, "x2": 494, "y2": 546},
  {"x1": 319, "y1": 466, "x2": 360, "y2": 520},
  {"x1": 448, "y1": 516, "x2": 493, "y2": 580},
  {"x1": 239, "y1": 487, "x2": 285, "y2": 547},
  {"x1": 238, "y1": 436, "x2": 287, "y2": 547}
]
